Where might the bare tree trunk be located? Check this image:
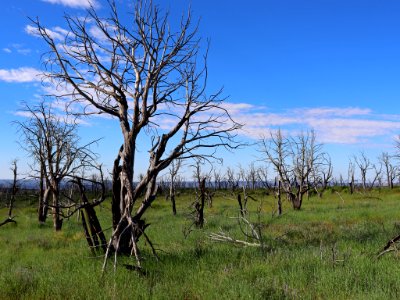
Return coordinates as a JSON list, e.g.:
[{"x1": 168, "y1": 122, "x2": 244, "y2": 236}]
[
  {"x1": 237, "y1": 193, "x2": 244, "y2": 217},
  {"x1": 38, "y1": 167, "x2": 48, "y2": 224},
  {"x1": 1, "y1": 161, "x2": 18, "y2": 227},
  {"x1": 290, "y1": 192, "x2": 303, "y2": 210},
  {"x1": 111, "y1": 151, "x2": 122, "y2": 230},
  {"x1": 277, "y1": 180, "x2": 282, "y2": 216},
  {"x1": 8, "y1": 163, "x2": 17, "y2": 219},
  {"x1": 194, "y1": 178, "x2": 206, "y2": 228},
  {"x1": 349, "y1": 176, "x2": 354, "y2": 194},
  {"x1": 171, "y1": 193, "x2": 177, "y2": 215},
  {"x1": 52, "y1": 187, "x2": 63, "y2": 231},
  {"x1": 38, "y1": 175, "x2": 45, "y2": 224},
  {"x1": 169, "y1": 174, "x2": 177, "y2": 215}
]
